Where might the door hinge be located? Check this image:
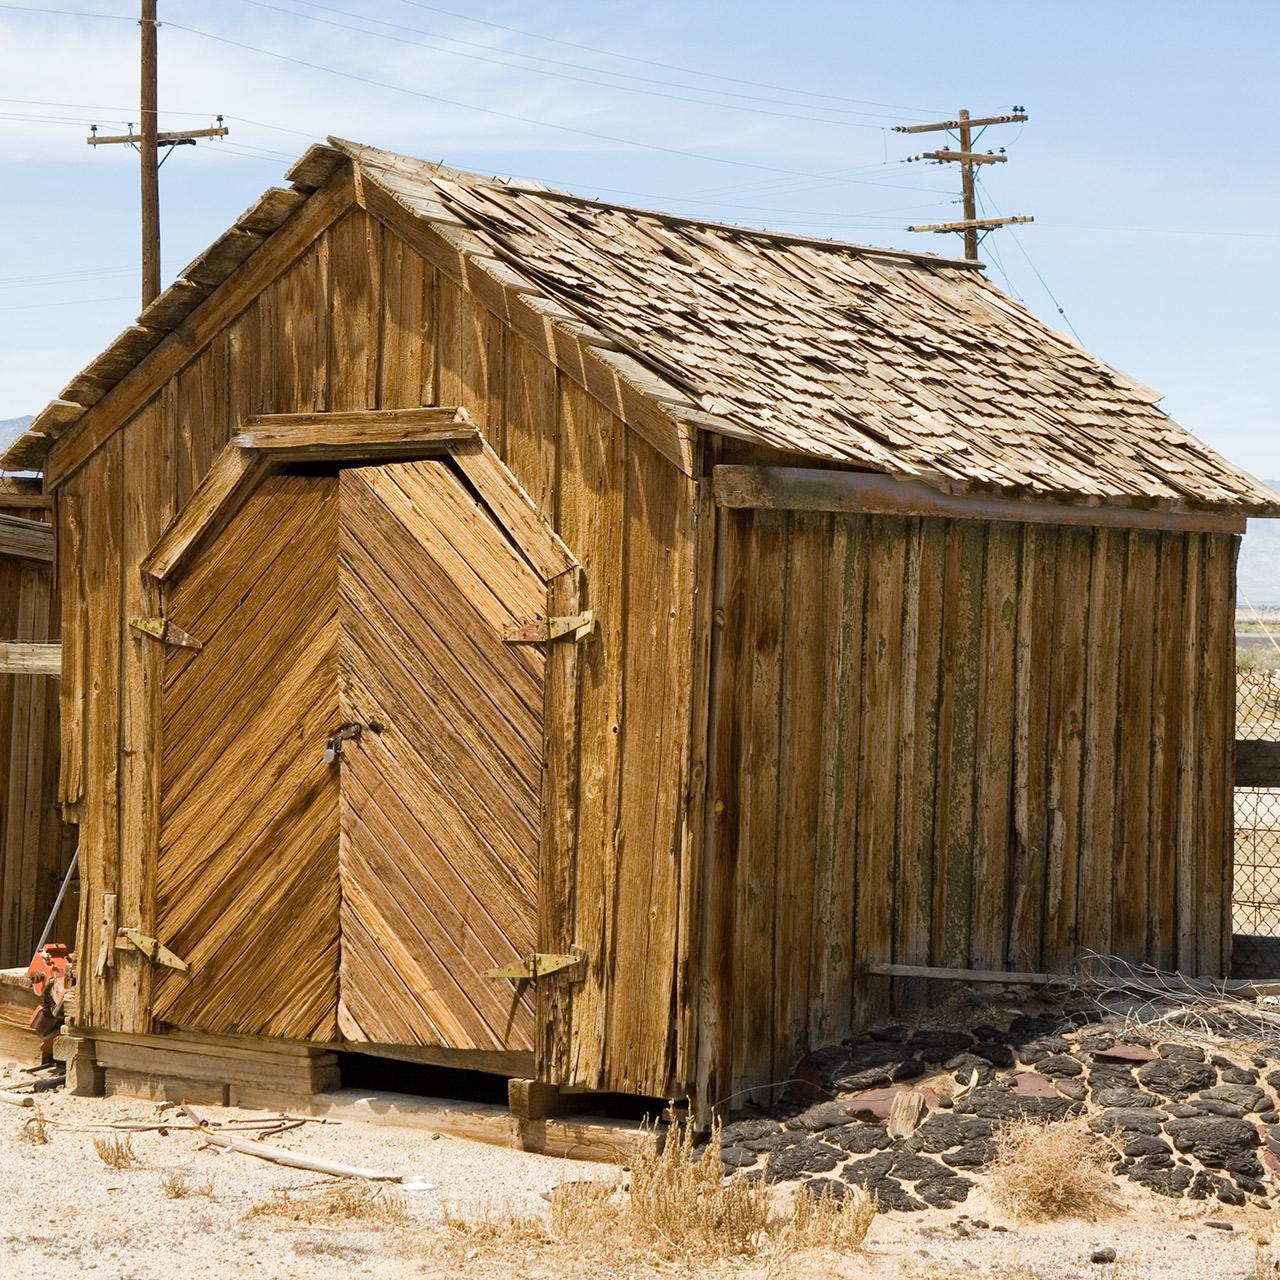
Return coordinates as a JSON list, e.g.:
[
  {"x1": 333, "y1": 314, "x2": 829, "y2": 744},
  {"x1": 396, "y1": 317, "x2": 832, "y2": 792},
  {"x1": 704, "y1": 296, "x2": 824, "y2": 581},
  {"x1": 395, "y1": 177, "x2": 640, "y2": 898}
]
[
  {"x1": 324, "y1": 723, "x2": 362, "y2": 765},
  {"x1": 503, "y1": 611, "x2": 594, "y2": 644},
  {"x1": 116, "y1": 927, "x2": 190, "y2": 973},
  {"x1": 483, "y1": 951, "x2": 585, "y2": 982},
  {"x1": 129, "y1": 616, "x2": 202, "y2": 651}
]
